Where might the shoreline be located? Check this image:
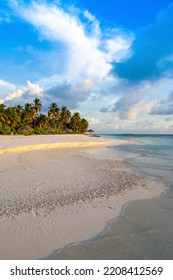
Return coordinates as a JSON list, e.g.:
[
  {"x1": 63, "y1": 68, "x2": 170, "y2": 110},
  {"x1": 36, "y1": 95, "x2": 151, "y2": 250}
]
[
  {"x1": 0, "y1": 134, "x2": 131, "y2": 154},
  {"x1": 47, "y1": 178, "x2": 166, "y2": 260},
  {"x1": 0, "y1": 135, "x2": 166, "y2": 259}
]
